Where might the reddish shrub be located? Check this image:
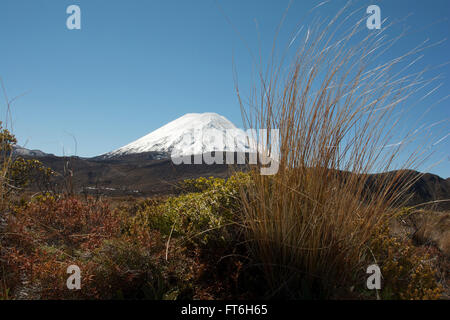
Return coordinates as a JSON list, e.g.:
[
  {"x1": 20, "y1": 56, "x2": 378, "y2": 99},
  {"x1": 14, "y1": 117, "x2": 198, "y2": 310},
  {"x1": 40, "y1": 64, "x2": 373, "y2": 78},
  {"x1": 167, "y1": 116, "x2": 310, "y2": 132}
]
[{"x1": 0, "y1": 195, "x2": 121, "y2": 298}]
